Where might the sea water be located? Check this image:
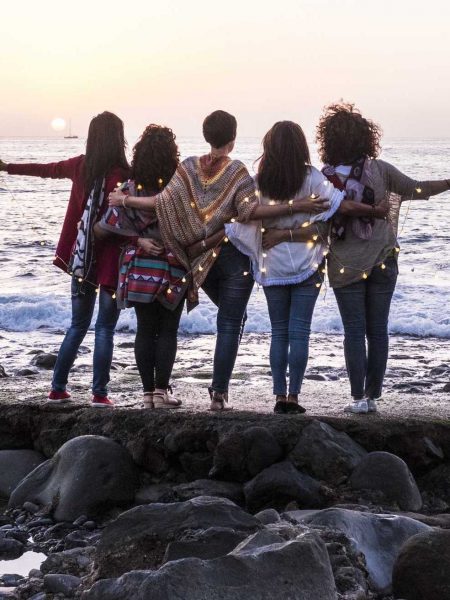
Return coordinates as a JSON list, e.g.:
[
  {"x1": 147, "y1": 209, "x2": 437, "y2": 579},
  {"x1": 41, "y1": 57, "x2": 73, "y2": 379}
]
[{"x1": 0, "y1": 136, "x2": 449, "y2": 352}]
